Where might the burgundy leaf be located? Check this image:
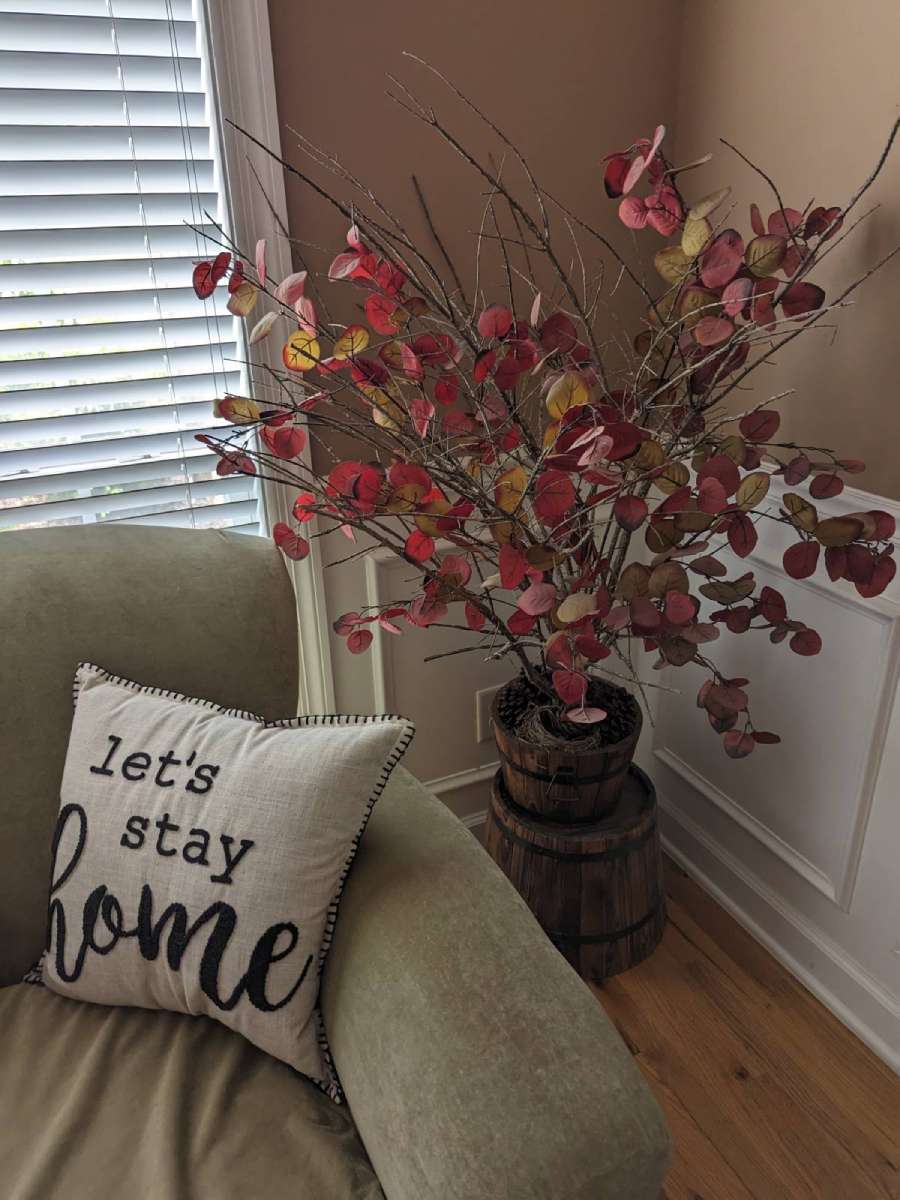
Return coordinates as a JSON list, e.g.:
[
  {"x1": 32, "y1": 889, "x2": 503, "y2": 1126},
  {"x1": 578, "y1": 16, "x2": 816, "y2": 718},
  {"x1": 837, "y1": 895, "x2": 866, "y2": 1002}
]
[
  {"x1": 783, "y1": 541, "x2": 820, "y2": 579},
  {"x1": 790, "y1": 628, "x2": 822, "y2": 656}
]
